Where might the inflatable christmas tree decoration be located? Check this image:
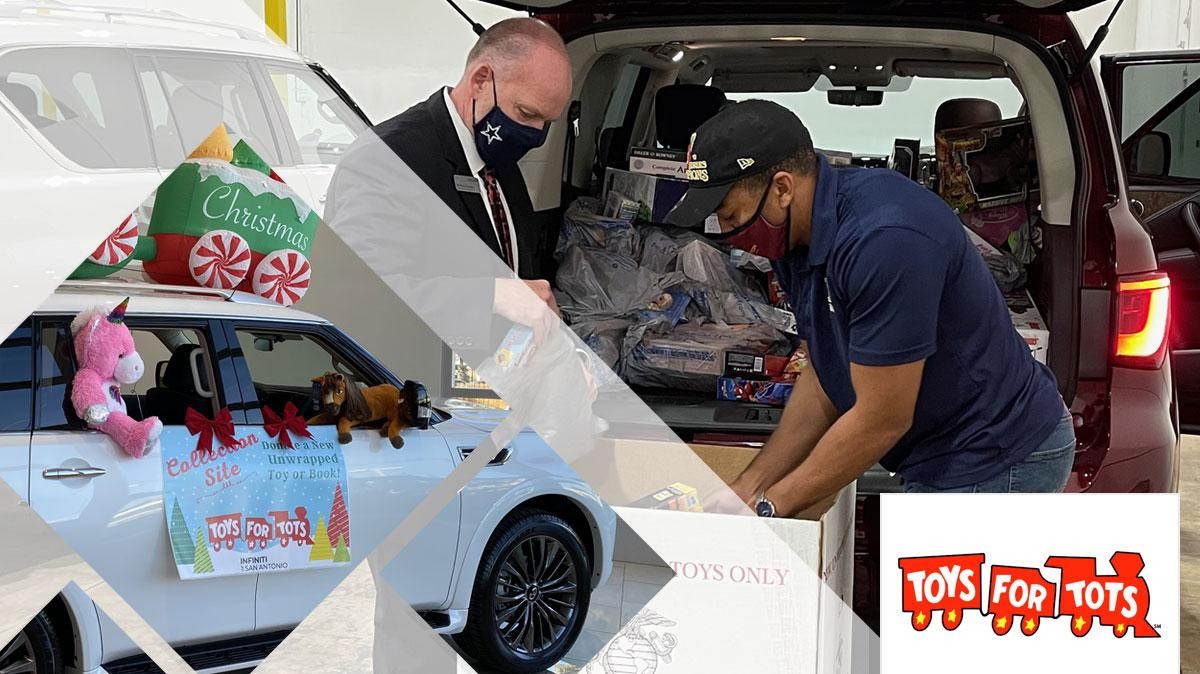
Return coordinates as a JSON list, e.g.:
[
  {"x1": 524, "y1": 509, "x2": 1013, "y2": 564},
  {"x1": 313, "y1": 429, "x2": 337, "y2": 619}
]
[{"x1": 138, "y1": 124, "x2": 318, "y2": 306}]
